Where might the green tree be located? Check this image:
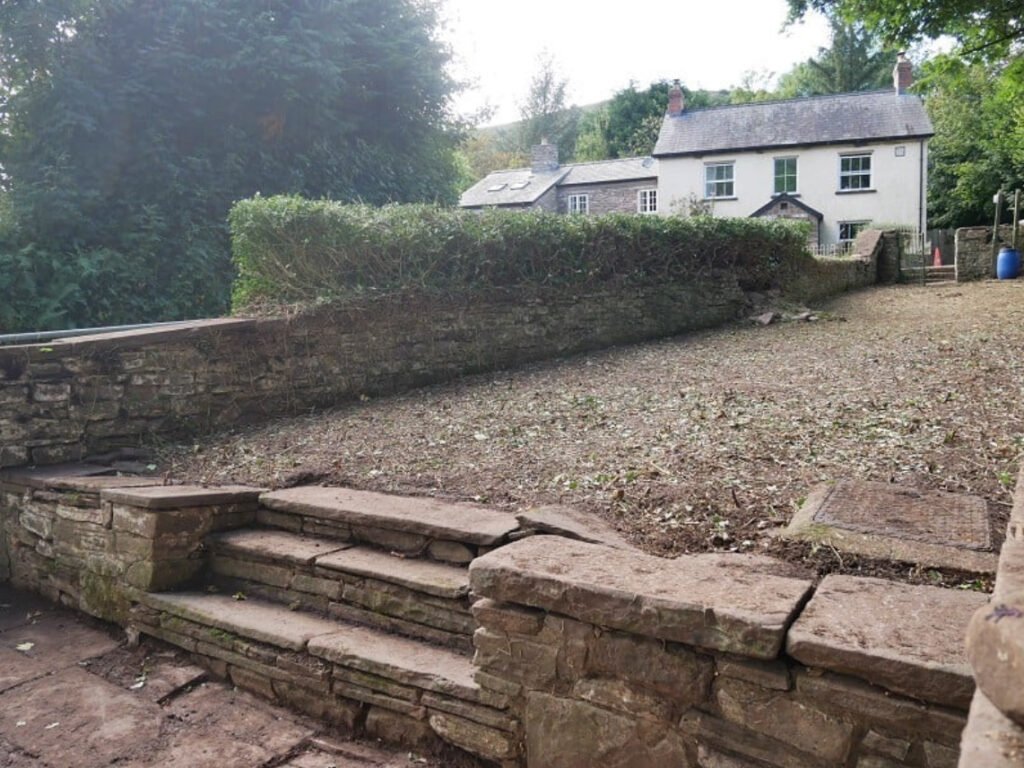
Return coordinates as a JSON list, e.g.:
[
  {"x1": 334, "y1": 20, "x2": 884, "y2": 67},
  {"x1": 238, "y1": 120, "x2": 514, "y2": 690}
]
[
  {"x1": 777, "y1": 19, "x2": 898, "y2": 97},
  {"x1": 518, "y1": 52, "x2": 581, "y2": 159},
  {"x1": 0, "y1": 0, "x2": 461, "y2": 332},
  {"x1": 923, "y1": 56, "x2": 1024, "y2": 227},
  {"x1": 787, "y1": 0, "x2": 1022, "y2": 58}
]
